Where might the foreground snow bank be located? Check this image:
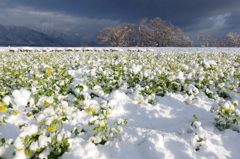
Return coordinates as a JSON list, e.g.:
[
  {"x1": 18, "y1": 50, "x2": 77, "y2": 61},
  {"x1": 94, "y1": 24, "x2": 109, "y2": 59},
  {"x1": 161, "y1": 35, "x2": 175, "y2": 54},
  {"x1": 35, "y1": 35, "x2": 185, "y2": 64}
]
[{"x1": 61, "y1": 91, "x2": 240, "y2": 159}]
